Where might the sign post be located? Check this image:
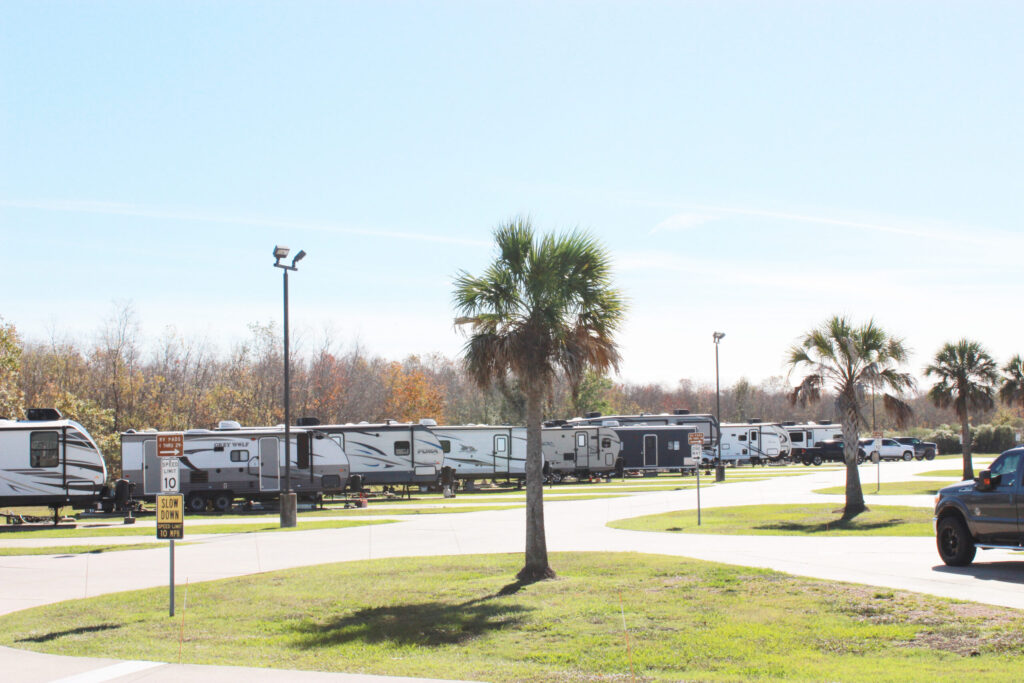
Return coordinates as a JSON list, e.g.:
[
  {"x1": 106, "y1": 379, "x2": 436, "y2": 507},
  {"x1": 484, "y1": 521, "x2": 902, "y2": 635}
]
[
  {"x1": 871, "y1": 432, "x2": 883, "y2": 493},
  {"x1": 689, "y1": 432, "x2": 705, "y2": 526},
  {"x1": 156, "y1": 433, "x2": 184, "y2": 617}
]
